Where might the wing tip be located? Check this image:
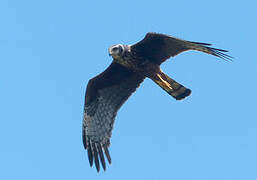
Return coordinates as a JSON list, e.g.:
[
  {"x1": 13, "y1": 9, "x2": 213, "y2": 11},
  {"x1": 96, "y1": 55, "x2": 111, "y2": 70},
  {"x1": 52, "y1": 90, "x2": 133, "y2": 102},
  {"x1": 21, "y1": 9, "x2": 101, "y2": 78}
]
[
  {"x1": 97, "y1": 143, "x2": 107, "y2": 171},
  {"x1": 175, "y1": 88, "x2": 192, "y2": 100},
  {"x1": 103, "y1": 145, "x2": 112, "y2": 164},
  {"x1": 92, "y1": 143, "x2": 100, "y2": 172},
  {"x1": 210, "y1": 48, "x2": 234, "y2": 62},
  {"x1": 85, "y1": 138, "x2": 112, "y2": 172},
  {"x1": 189, "y1": 40, "x2": 233, "y2": 62},
  {"x1": 198, "y1": 43, "x2": 233, "y2": 62},
  {"x1": 189, "y1": 41, "x2": 212, "y2": 46},
  {"x1": 87, "y1": 139, "x2": 94, "y2": 167}
]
